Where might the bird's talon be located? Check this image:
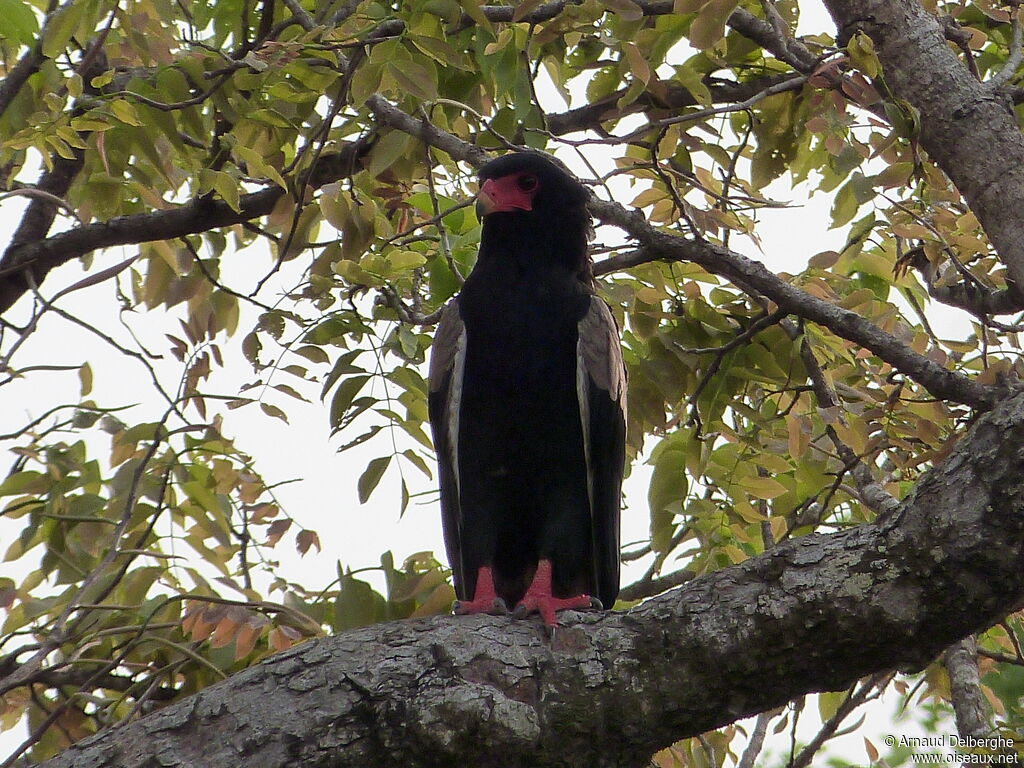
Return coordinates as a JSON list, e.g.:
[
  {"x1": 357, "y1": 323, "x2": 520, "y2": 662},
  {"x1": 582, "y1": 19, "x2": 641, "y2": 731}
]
[{"x1": 489, "y1": 598, "x2": 509, "y2": 615}]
